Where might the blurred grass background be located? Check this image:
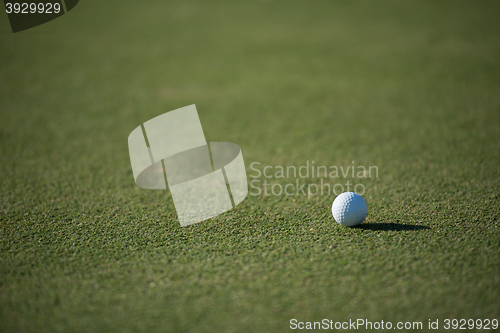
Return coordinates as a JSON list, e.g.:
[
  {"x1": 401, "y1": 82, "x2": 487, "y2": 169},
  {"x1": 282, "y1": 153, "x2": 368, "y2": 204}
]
[{"x1": 0, "y1": 0, "x2": 499, "y2": 332}]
